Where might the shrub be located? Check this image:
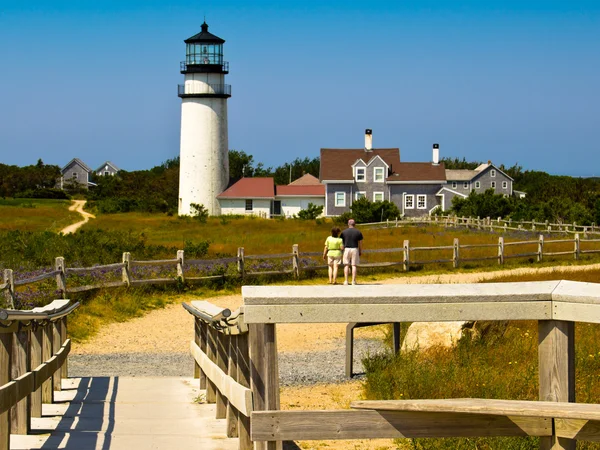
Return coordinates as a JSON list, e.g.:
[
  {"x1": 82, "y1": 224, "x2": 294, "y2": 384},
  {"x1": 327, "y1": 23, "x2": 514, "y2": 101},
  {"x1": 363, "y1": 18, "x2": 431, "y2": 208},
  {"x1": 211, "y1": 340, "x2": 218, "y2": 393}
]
[
  {"x1": 189, "y1": 203, "x2": 209, "y2": 223},
  {"x1": 297, "y1": 203, "x2": 323, "y2": 220}
]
